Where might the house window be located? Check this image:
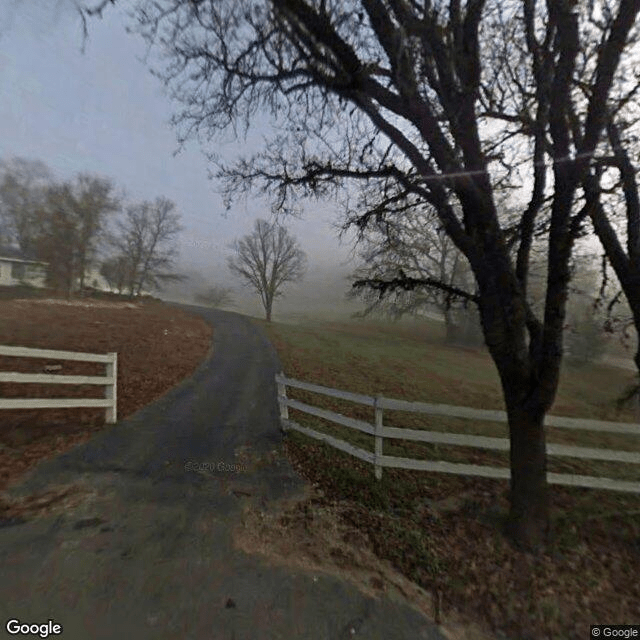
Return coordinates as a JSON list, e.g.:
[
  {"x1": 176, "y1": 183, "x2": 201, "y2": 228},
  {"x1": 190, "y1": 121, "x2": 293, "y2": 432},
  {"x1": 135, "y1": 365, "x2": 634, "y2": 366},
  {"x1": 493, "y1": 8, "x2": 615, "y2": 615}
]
[{"x1": 11, "y1": 263, "x2": 25, "y2": 280}]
